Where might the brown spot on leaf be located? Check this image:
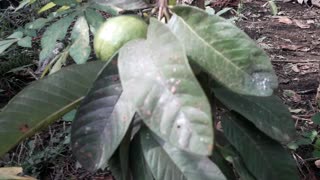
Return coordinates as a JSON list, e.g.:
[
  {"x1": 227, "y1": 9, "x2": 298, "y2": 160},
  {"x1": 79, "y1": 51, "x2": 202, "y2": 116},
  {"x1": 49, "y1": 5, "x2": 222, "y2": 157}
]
[
  {"x1": 19, "y1": 124, "x2": 29, "y2": 133},
  {"x1": 86, "y1": 152, "x2": 93, "y2": 158}
]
